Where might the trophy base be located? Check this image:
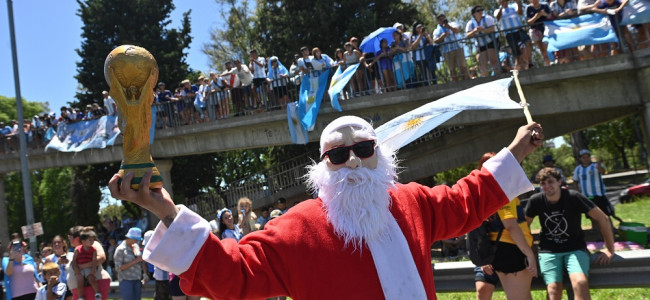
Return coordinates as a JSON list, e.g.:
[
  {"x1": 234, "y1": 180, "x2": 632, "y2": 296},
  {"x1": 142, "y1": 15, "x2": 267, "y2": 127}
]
[{"x1": 117, "y1": 162, "x2": 164, "y2": 190}]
